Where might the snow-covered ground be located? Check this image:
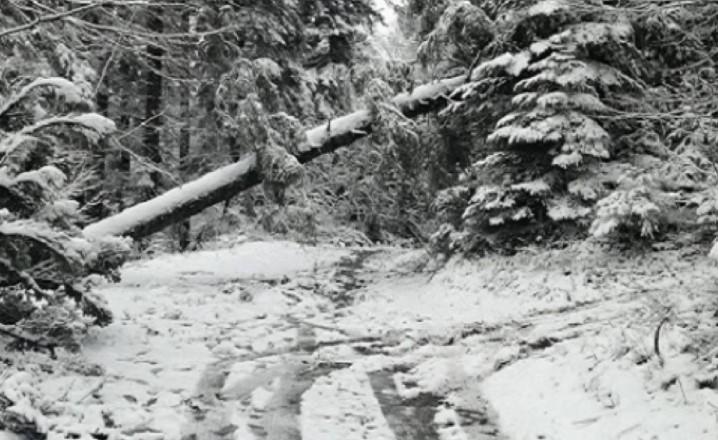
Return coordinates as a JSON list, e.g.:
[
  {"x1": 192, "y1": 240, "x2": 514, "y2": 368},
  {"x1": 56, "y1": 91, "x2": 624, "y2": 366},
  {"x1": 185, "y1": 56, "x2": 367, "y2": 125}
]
[{"x1": 2, "y1": 239, "x2": 718, "y2": 440}]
